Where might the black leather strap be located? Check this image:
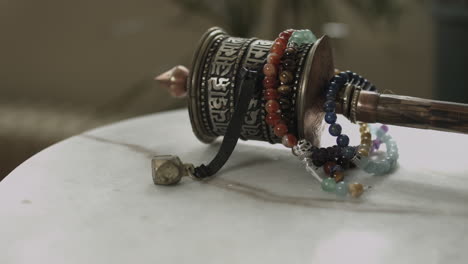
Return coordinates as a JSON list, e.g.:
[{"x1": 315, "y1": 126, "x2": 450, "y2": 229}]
[{"x1": 193, "y1": 68, "x2": 259, "y2": 178}]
